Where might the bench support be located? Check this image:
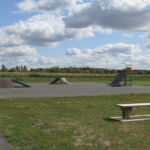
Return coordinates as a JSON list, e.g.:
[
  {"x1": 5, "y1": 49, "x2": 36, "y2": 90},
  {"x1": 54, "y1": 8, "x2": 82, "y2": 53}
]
[{"x1": 121, "y1": 107, "x2": 132, "y2": 119}]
